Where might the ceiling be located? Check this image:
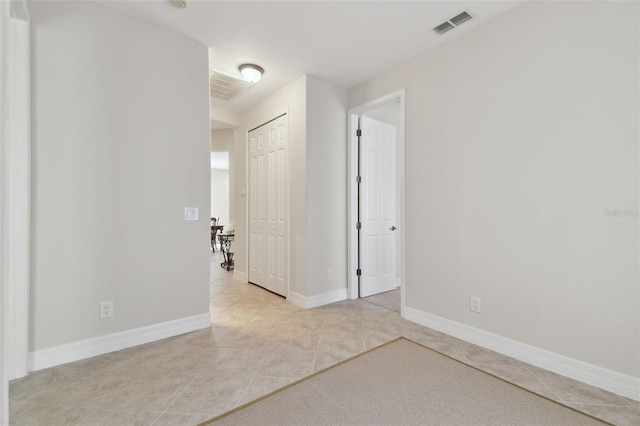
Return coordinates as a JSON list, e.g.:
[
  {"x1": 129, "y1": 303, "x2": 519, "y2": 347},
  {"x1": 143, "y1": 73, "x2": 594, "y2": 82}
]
[{"x1": 99, "y1": 1, "x2": 526, "y2": 123}]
